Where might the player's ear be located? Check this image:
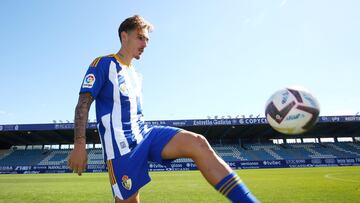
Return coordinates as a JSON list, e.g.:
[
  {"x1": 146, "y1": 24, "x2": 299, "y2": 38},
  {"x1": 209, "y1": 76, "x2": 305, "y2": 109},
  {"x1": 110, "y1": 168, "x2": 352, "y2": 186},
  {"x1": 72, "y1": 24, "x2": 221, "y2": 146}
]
[{"x1": 121, "y1": 31, "x2": 128, "y2": 43}]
